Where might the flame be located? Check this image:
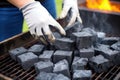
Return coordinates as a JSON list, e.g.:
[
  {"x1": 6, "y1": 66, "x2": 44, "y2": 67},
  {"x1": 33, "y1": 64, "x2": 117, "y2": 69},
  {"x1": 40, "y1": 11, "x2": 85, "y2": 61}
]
[{"x1": 86, "y1": 0, "x2": 120, "y2": 12}]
